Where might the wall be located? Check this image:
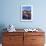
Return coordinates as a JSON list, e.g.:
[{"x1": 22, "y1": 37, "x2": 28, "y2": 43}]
[{"x1": 0, "y1": 0, "x2": 46, "y2": 31}]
